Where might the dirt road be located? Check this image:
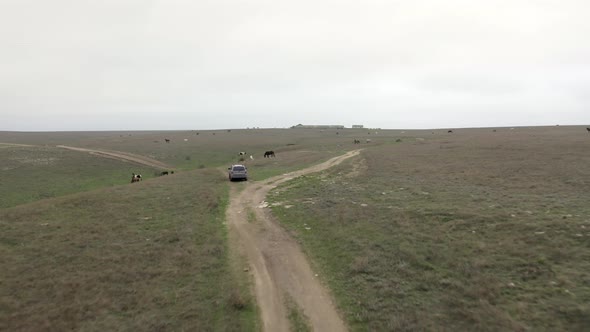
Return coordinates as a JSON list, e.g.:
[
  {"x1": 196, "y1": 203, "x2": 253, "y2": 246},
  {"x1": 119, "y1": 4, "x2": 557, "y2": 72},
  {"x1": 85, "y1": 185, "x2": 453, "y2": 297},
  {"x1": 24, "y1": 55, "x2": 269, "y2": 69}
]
[
  {"x1": 226, "y1": 150, "x2": 360, "y2": 332},
  {"x1": 0, "y1": 143, "x2": 35, "y2": 147},
  {"x1": 56, "y1": 145, "x2": 172, "y2": 170}
]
